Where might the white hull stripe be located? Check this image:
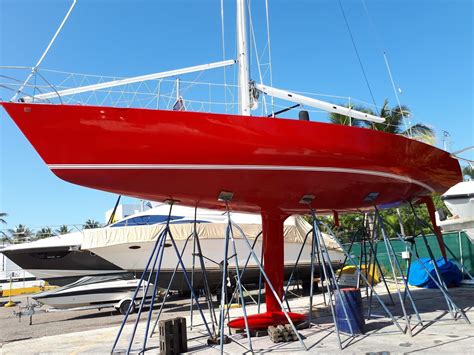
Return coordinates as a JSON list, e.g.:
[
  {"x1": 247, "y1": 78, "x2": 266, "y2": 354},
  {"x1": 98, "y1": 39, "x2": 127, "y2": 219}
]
[{"x1": 48, "y1": 164, "x2": 434, "y2": 192}]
